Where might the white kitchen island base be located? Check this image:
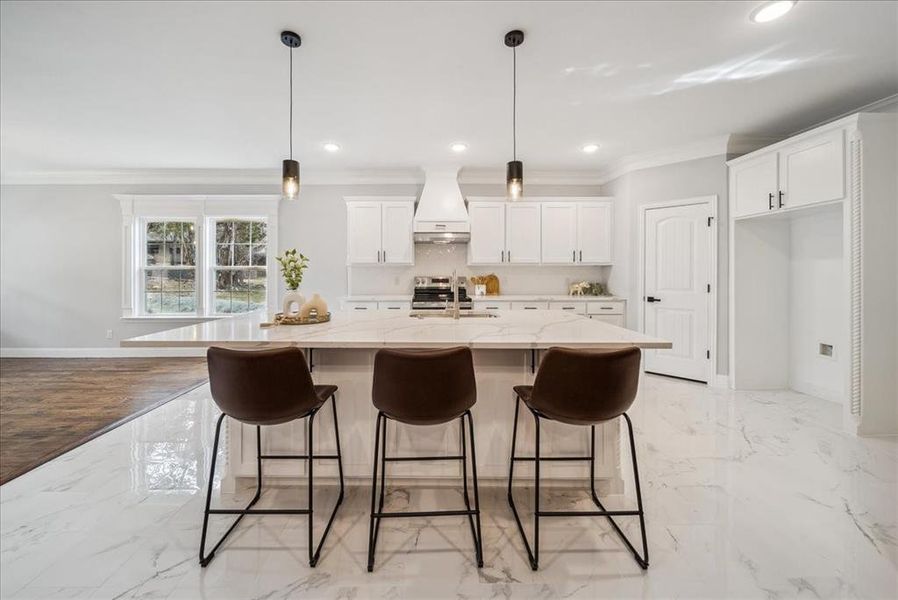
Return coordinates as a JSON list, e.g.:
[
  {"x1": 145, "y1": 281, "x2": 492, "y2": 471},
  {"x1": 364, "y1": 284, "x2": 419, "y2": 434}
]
[{"x1": 122, "y1": 310, "x2": 669, "y2": 494}]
